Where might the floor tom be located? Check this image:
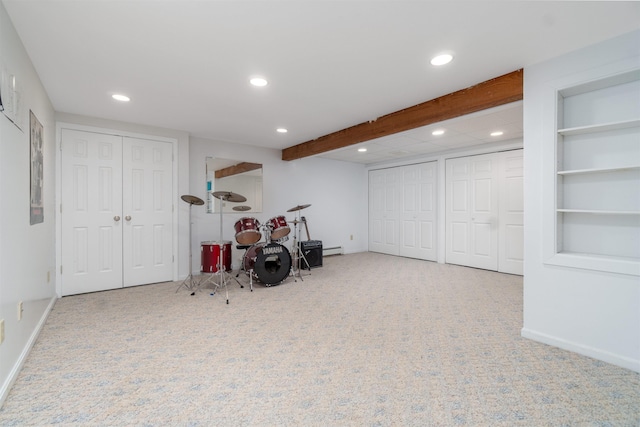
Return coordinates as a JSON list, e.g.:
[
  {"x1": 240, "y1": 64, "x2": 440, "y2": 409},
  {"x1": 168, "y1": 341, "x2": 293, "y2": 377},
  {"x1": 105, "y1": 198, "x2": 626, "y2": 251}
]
[{"x1": 201, "y1": 241, "x2": 232, "y2": 273}]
